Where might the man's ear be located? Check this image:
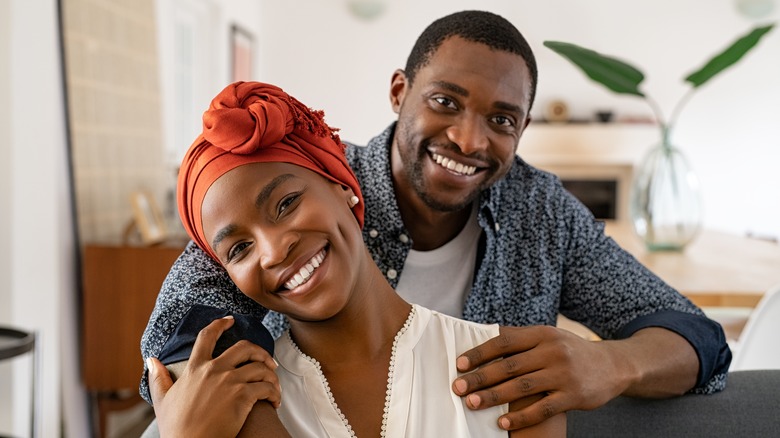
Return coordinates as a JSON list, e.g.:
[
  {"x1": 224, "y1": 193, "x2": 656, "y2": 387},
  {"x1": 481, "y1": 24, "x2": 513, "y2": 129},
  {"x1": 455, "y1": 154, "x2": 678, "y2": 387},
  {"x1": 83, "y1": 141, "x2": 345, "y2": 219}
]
[{"x1": 389, "y1": 69, "x2": 408, "y2": 114}]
